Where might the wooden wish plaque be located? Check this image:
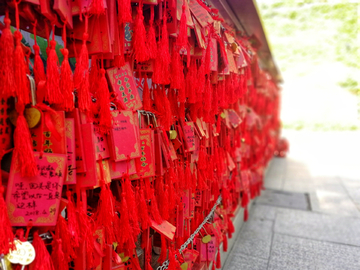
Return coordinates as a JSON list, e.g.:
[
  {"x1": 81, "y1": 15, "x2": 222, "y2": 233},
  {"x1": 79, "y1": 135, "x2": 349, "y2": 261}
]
[{"x1": 6, "y1": 152, "x2": 67, "y2": 226}]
